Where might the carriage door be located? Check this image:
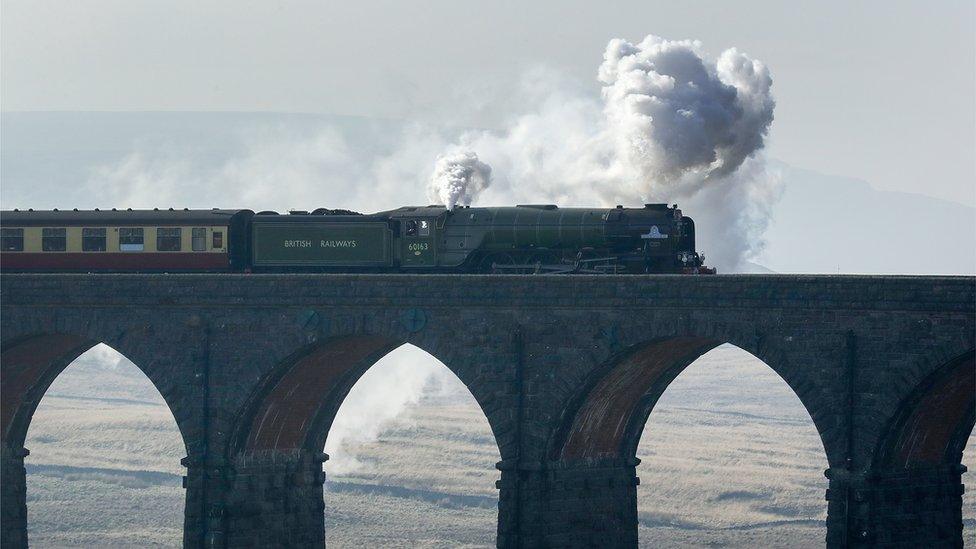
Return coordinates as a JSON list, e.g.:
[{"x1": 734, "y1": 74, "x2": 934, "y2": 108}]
[{"x1": 401, "y1": 218, "x2": 436, "y2": 267}]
